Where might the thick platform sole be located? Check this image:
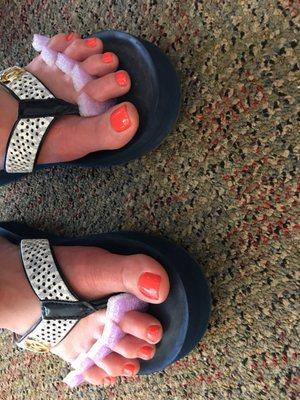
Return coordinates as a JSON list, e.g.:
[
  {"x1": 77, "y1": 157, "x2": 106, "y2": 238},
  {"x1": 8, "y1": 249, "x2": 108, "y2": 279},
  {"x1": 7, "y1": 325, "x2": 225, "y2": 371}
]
[{"x1": 0, "y1": 222, "x2": 211, "y2": 374}]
